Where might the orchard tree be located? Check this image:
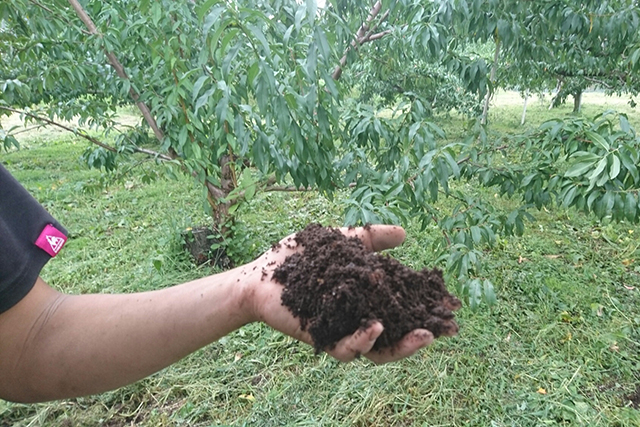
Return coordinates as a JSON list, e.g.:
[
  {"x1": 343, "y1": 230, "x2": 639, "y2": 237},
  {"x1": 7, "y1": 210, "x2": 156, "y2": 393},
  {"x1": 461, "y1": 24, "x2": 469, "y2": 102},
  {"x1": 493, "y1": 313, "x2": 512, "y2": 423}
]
[
  {"x1": 468, "y1": 0, "x2": 640, "y2": 116},
  {"x1": 2, "y1": 0, "x2": 640, "y2": 308}
]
